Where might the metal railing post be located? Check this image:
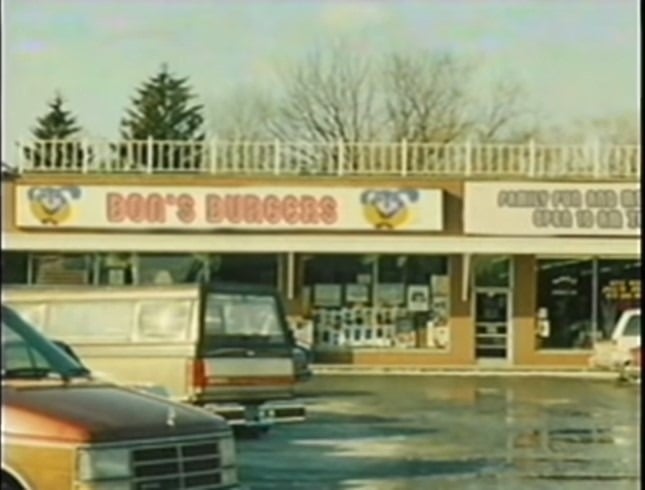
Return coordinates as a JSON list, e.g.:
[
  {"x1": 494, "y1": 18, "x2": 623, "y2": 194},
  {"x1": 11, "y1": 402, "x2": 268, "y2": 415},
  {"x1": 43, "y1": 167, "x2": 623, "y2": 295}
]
[
  {"x1": 592, "y1": 138, "x2": 601, "y2": 178},
  {"x1": 465, "y1": 139, "x2": 472, "y2": 177},
  {"x1": 337, "y1": 140, "x2": 344, "y2": 176},
  {"x1": 400, "y1": 139, "x2": 408, "y2": 177},
  {"x1": 528, "y1": 139, "x2": 536, "y2": 177},
  {"x1": 81, "y1": 139, "x2": 89, "y2": 174},
  {"x1": 209, "y1": 137, "x2": 218, "y2": 174},
  {"x1": 635, "y1": 146, "x2": 641, "y2": 179},
  {"x1": 273, "y1": 139, "x2": 281, "y2": 175},
  {"x1": 146, "y1": 136, "x2": 154, "y2": 174},
  {"x1": 15, "y1": 139, "x2": 24, "y2": 172}
]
